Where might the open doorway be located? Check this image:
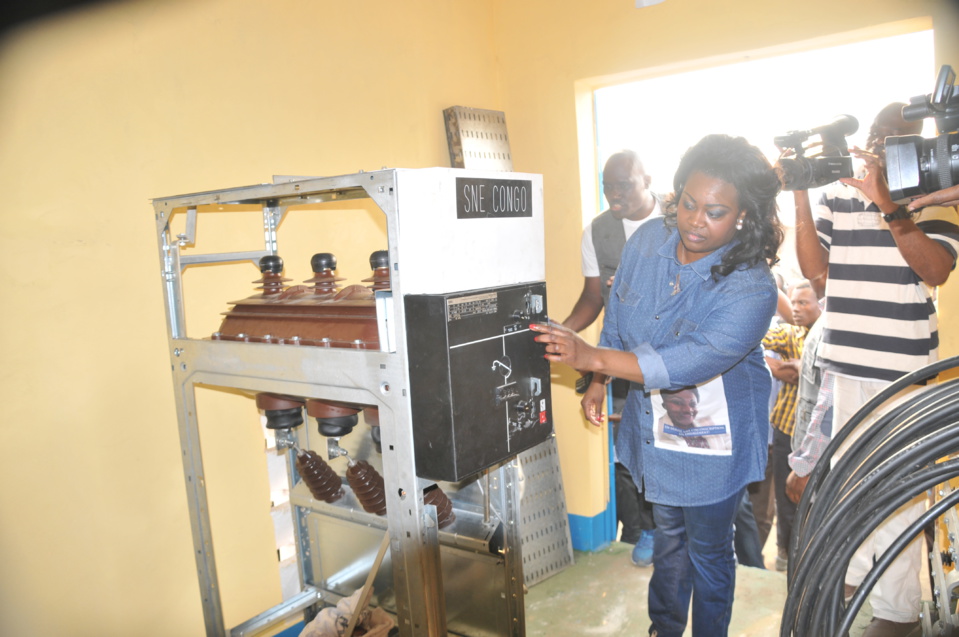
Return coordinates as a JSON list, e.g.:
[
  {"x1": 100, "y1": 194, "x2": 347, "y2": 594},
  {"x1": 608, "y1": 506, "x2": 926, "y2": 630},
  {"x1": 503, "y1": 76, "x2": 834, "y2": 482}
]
[{"x1": 591, "y1": 27, "x2": 936, "y2": 277}]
